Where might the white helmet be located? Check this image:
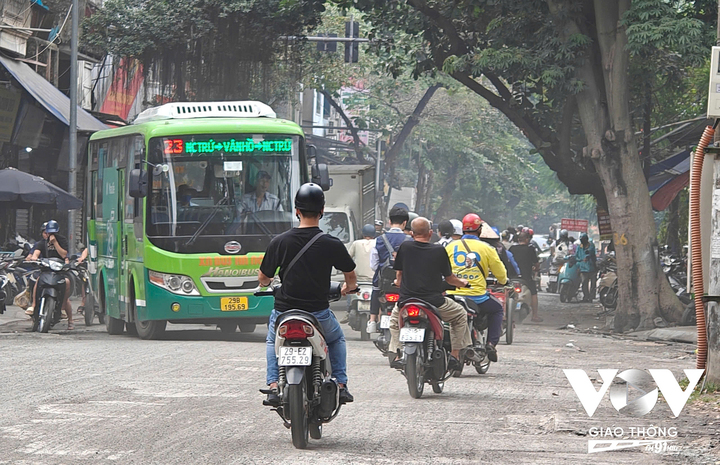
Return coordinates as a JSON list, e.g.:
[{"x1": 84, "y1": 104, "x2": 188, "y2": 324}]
[{"x1": 450, "y1": 219, "x2": 463, "y2": 236}]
